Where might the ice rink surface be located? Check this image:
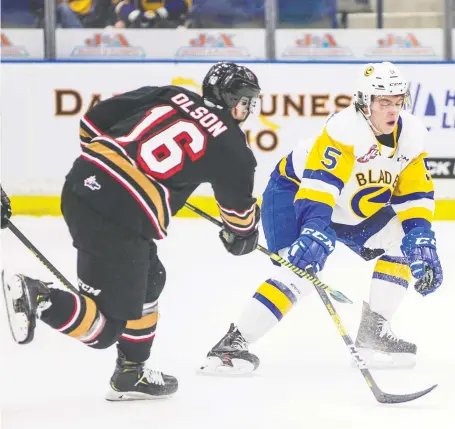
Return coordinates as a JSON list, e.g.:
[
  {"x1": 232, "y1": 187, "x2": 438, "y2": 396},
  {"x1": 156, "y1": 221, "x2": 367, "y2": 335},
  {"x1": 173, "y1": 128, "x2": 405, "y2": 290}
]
[{"x1": 1, "y1": 217, "x2": 454, "y2": 429}]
